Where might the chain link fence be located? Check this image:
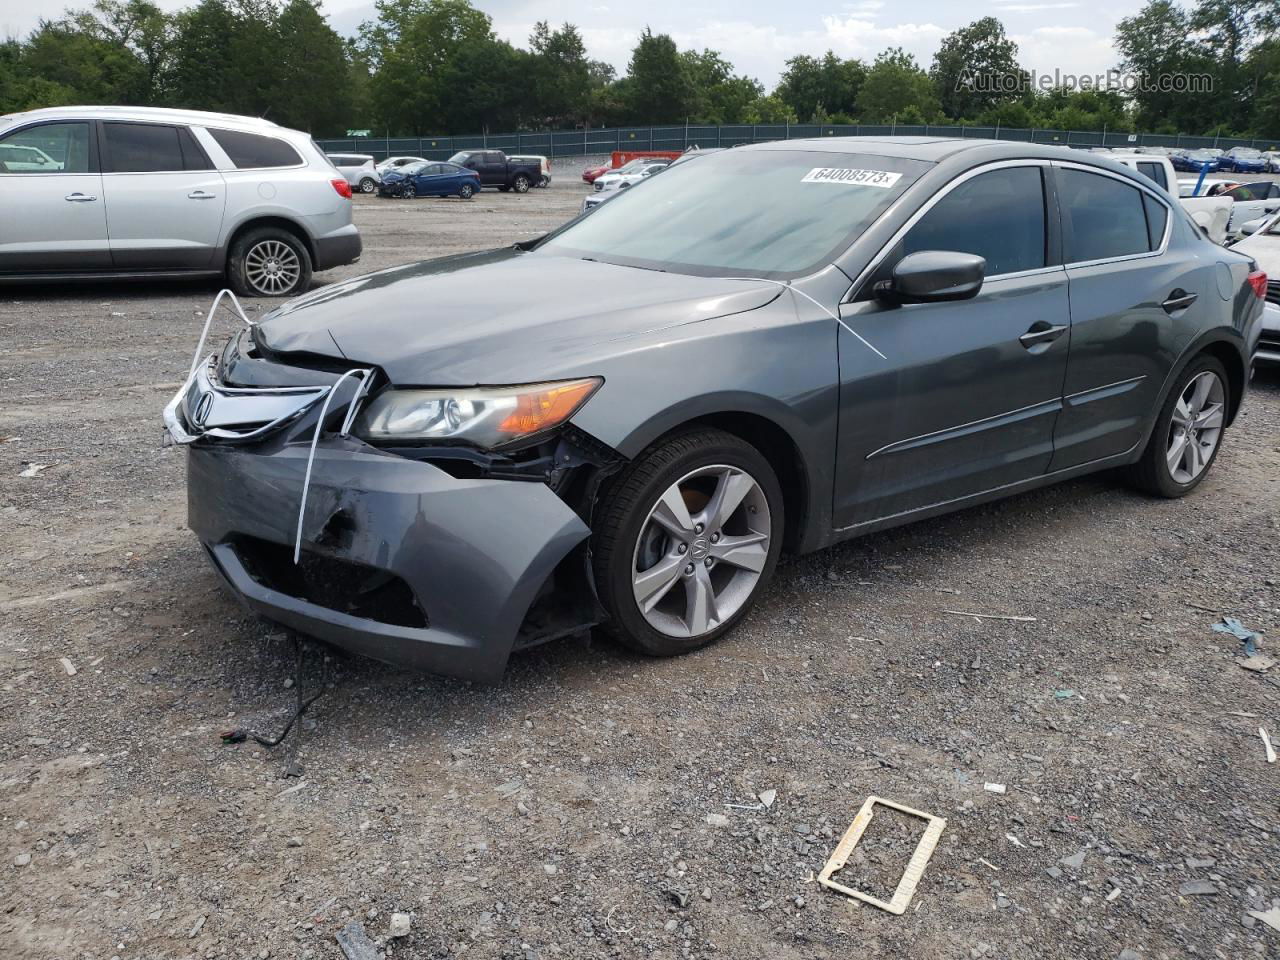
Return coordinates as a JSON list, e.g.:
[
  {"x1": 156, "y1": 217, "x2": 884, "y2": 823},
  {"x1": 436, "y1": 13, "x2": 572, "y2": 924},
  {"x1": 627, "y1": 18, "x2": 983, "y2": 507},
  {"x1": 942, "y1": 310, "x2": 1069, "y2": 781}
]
[{"x1": 317, "y1": 123, "x2": 1279, "y2": 162}]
